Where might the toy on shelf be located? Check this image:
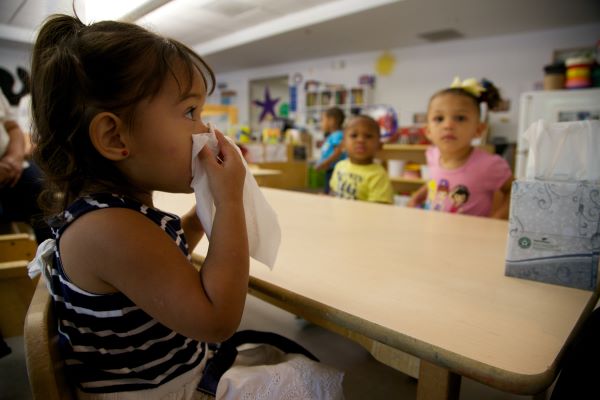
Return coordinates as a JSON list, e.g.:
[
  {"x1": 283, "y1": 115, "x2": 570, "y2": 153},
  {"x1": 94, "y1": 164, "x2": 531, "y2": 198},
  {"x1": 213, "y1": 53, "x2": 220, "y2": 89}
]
[
  {"x1": 366, "y1": 105, "x2": 399, "y2": 143},
  {"x1": 236, "y1": 125, "x2": 253, "y2": 143},
  {"x1": 262, "y1": 127, "x2": 281, "y2": 144},
  {"x1": 403, "y1": 162, "x2": 422, "y2": 180},
  {"x1": 398, "y1": 126, "x2": 429, "y2": 145}
]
